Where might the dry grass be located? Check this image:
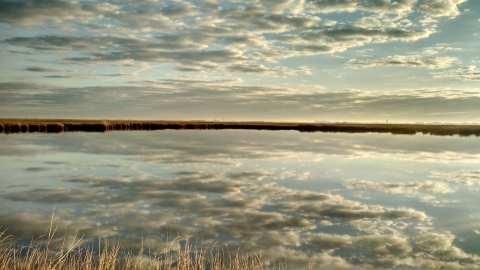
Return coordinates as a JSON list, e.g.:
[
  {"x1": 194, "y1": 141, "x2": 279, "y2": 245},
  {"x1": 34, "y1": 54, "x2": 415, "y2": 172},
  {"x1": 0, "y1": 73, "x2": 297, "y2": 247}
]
[
  {"x1": 0, "y1": 225, "x2": 290, "y2": 270},
  {"x1": 1, "y1": 118, "x2": 479, "y2": 136}
]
